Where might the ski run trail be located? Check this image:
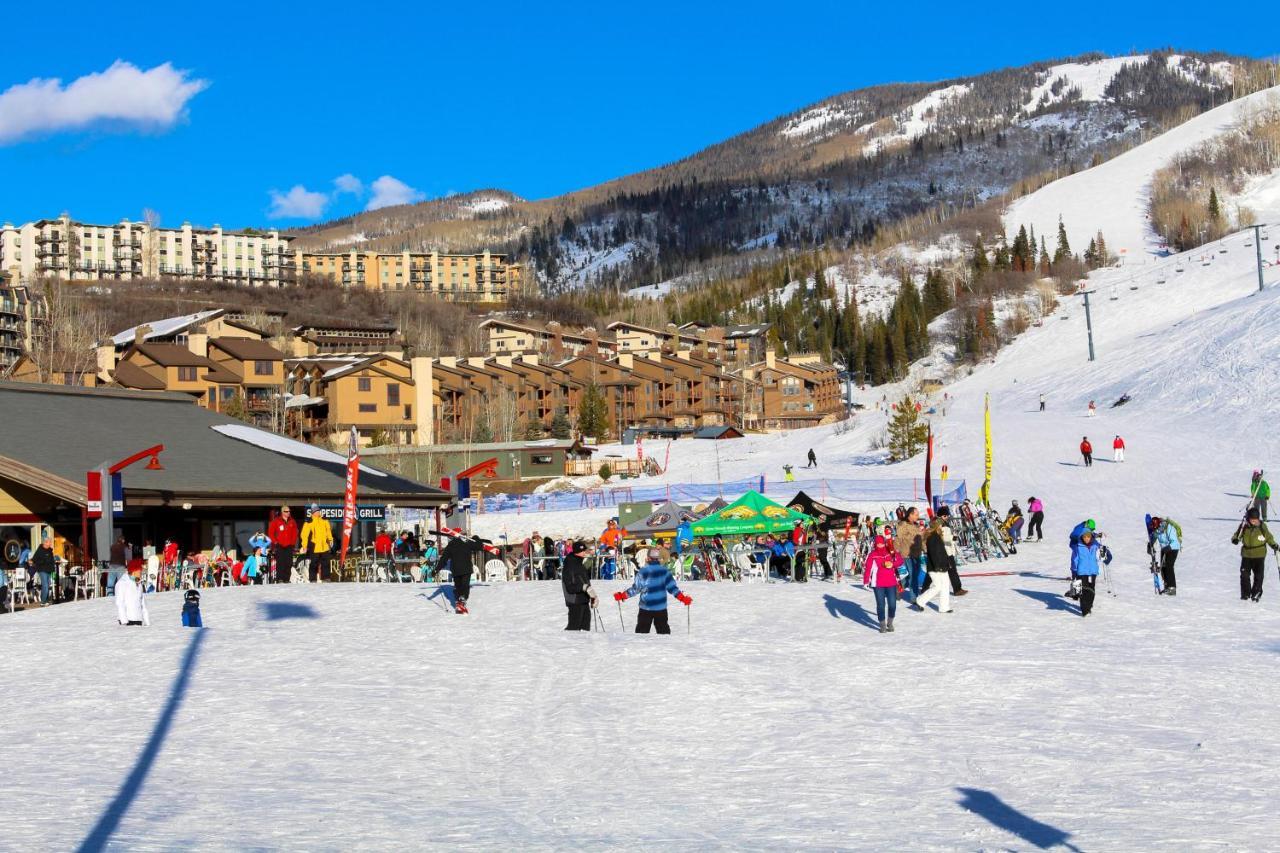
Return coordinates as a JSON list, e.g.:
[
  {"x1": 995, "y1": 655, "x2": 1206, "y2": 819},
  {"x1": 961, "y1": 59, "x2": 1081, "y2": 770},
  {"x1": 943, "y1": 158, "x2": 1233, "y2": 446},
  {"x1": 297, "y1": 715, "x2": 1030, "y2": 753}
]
[{"x1": 9, "y1": 96, "x2": 1280, "y2": 851}]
